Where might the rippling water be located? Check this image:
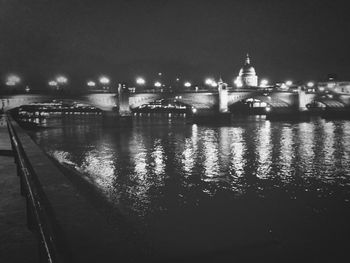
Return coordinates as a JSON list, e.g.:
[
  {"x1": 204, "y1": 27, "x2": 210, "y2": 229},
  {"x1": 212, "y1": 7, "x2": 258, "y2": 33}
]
[{"x1": 28, "y1": 115, "x2": 350, "y2": 261}]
